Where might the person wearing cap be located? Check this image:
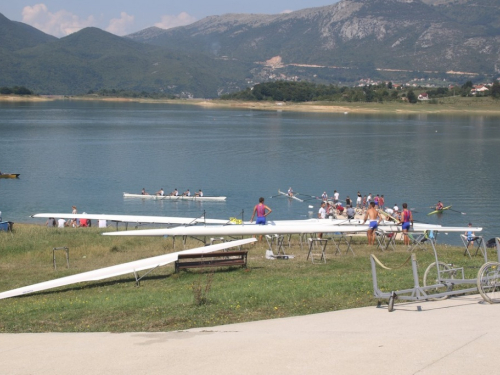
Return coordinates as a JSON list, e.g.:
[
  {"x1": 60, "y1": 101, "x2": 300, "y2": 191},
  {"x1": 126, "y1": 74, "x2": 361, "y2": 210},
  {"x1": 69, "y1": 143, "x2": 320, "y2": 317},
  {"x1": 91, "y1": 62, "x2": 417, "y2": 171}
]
[
  {"x1": 393, "y1": 204, "x2": 400, "y2": 221},
  {"x1": 79, "y1": 212, "x2": 88, "y2": 227},
  {"x1": 466, "y1": 223, "x2": 479, "y2": 248}
]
